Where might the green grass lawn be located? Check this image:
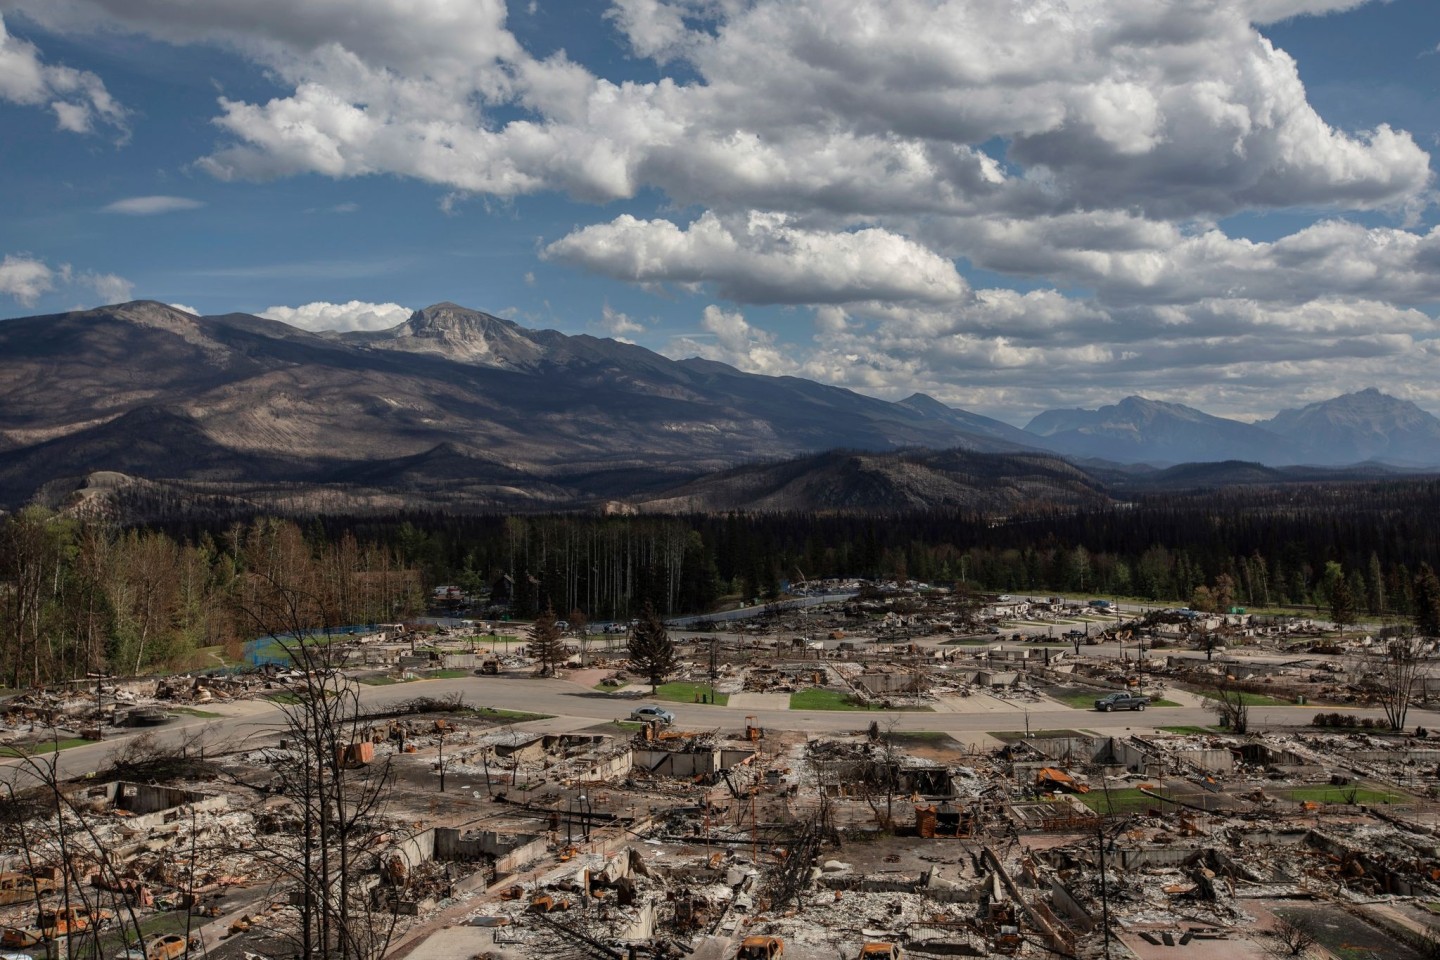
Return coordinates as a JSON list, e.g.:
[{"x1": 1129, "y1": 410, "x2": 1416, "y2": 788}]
[
  {"x1": 1278, "y1": 784, "x2": 1411, "y2": 805},
  {"x1": 425, "y1": 668, "x2": 472, "y2": 679},
  {"x1": 169, "y1": 707, "x2": 221, "y2": 718},
  {"x1": 192, "y1": 643, "x2": 240, "y2": 667},
  {"x1": 788, "y1": 688, "x2": 932, "y2": 711},
  {"x1": 1076, "y1": 787, "x2": 1172, "y2": 815},
  {"x1": 0, "y1": 737, "x2": 91, "y2": 757},
  {"x1": 477, "y1": 634, "x2": 523, "y2": 650},
  {"x1": 1195, "y1": 689, "x2": 1291, "y2": 706},
  {"x1": 652, "y1": 681, "x2": 729, "y2": 706},
  {"x1": 1157, "y1": 725, "x2": 1223, "y2": 735},
  {"x1": 357, "y1": 675, "x2": 408, "y2": 685}
]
